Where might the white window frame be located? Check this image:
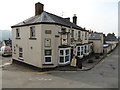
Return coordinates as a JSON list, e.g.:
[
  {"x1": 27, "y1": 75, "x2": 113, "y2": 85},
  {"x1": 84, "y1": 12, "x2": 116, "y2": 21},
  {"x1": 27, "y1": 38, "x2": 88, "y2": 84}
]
[
  {"x1": 59, "y1": 49, "x2": 64, "y2": 64},
  {"x1": 44, "y1": 49, "x2": 52, "y2": 64},
  {"x1": 81, "y1": 46, "x2": 84, "y2": 55},
  {"x1": 84, "y1": 45, "x2": 87, "y2": 54},
  {"x1": 87, "y1": 45, "x2": 89, "y2": 53},
  {"x1": 84, "y1": 45, "x2": 89, "y2": 55},
  {"x1": 30, "y1": 26, "x2": 35, "y2": 38},
  {"x1": 59, "y1": 48, "x2": 71, "y2": 64},
  {"x1": 76, "y1": 46, "x2": 84, "y2": 58},
  {"x1": 19, "y1": 47, "x2": 23, "y2": 59}
]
